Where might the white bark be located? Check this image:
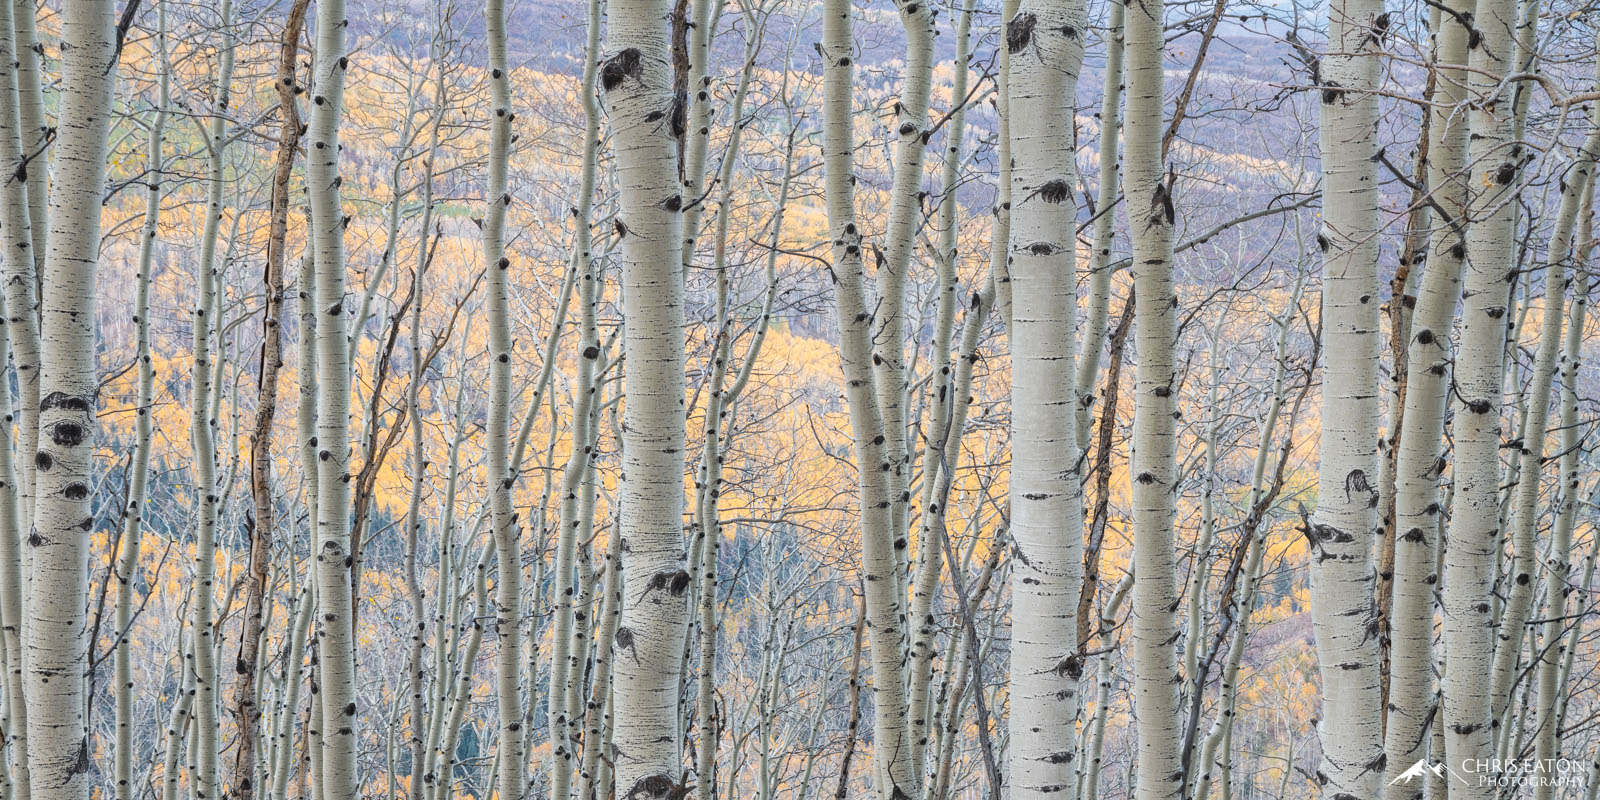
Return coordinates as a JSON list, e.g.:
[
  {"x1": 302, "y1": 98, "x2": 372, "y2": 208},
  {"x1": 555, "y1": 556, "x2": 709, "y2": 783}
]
[
  {"x1": 479, "y1": 1, "x2": 525, "y2": 798},
  {"x1": 1074, "y1": 0, "x2": 1124, "y2": 449},
  {"x1": 1308, "y1": 0, "x2": 1388, "y2": 793},
  {"x1": 990, "y1": 0, "x2": 1018, "y2": 333},
  {"x1": 0, "y1": 0, "x2": 41, "y2": 562},
  {"x1": 9, "y1": 0, "x2": 42, "y2": 273},
  {"x1": 191, "y1": 7, "x2": 236, "y2": 794},
  {"x1": 875, "y1": 0, "x2": 936, "y2": 594},
  {"x1": 1529, "y1": 86, "x2": 1599, "y2": 800},
  {"x1": 1082, "y1": 573, "x2": 1131, "y2": 800},
  {"x1": 268, "y1": 582, "x2": 312, "y2": 800},
  {"x1": 1381, "y1": 5, "x2": 1470, "y2": 792},
  {"x1": 402, "y1": 42, "x2": 446, "y2": 800},
  {"x1": 1125, "y1": 0, "x2": 1184, "y2": 795},
  {"x1": 579, "y1": 534, "x2": 621, "y2": 800},
  {"x1": 677, "y1": 0, "x2": 720, "y2": 274},
  {"x1": 306, "y1": 0, "x2": 358, "y2": 790},
  {"x1": 1532, "y1": 239, "x2": 1587, "y2": 800},
  {"x1": 820, "y1": 1, "x2": 917, "y2": 794},
  {"x1": 549, "y1": 0, "x2": 604, "y2": 793},
  {"x1": 163, "y1": 646, "x2": 197, "y2": 800},
  {"x1": 434, "y1": 544, "x2": 490, "y2": 800},
  {"x1": 1553, "y1": 204, "x2": 1596, "y2": 744},
  {"x1": 24, "y1": 1, "x2": 115, "y2": 799},
  {"x1": 1441, "y1": 0, "x2": 1520, "y2": 786},
  {"x1": 1005, "y1": 0, "x2": 1089, "y2": 795},
  {"x1": 295, "y1": 245, "x2": 320, "y2": 800},
  {"x1": 1490, "y1": 109, "x2": 1598, "y2": 731},
  {"x1": 602, "y1": 0, "x2": 693, "y2": 794},
  {"x1": 906, "y1": 0, "x2": 977, "y2": 777},
  {"x1": 0, "y1": 0, "x2": 37, "y2": 790},
  {"x1": 0, "y1": 310, "x2": 24, "y2": 800},
  {"x1": 114, "y1": 5, "x2": 168, "y2": 799}
]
